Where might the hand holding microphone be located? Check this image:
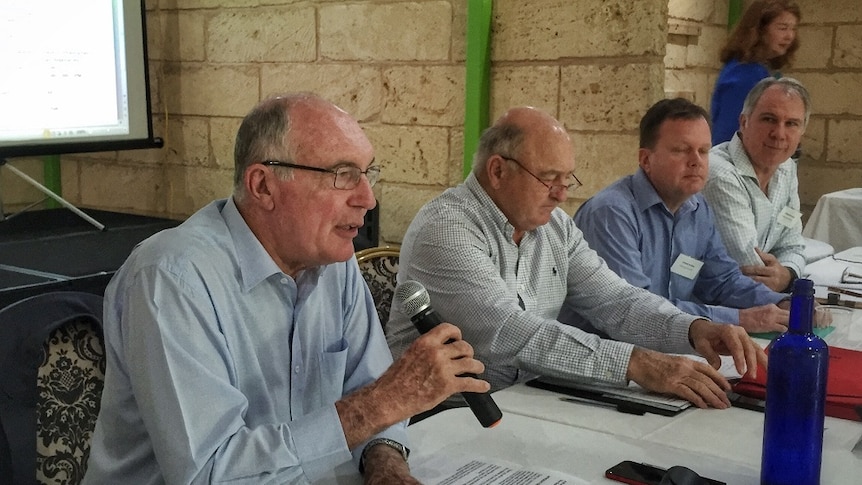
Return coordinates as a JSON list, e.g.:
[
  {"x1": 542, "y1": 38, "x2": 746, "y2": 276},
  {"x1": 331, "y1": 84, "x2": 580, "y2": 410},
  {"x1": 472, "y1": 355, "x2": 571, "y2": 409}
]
[{"x1": 395, "y1": 280, "x2": 502, "y2": 428}]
